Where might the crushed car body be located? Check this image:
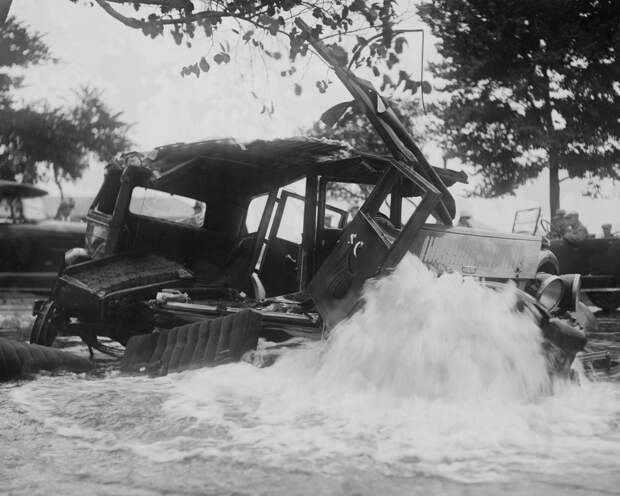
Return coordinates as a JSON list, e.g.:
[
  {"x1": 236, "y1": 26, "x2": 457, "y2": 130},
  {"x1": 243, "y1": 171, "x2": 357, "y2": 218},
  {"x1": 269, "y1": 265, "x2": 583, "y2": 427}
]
[{"x1": 29, "y1": 22, "x2": 587, "y2": 378}]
